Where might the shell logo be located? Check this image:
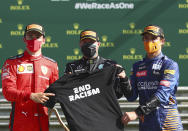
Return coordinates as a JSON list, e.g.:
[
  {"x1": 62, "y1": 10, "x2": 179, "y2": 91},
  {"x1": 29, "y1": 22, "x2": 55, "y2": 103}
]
[{"x1": 18, "y1": 65, "x2": 25, "y2": 72}]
